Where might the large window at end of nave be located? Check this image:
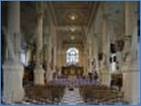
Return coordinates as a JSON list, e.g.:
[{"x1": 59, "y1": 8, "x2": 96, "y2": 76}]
[{"x1": 66, "y1": 47, "x2": 79, "y2": 65}]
